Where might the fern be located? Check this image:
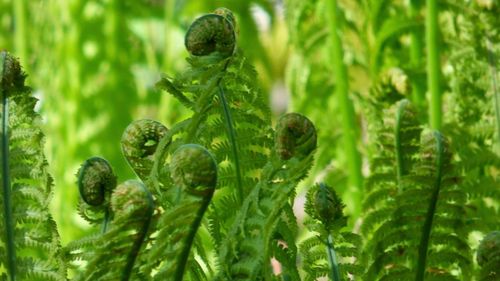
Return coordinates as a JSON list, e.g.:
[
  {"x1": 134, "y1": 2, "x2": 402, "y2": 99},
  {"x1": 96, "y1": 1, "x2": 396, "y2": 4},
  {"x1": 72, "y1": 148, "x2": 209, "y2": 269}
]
[
  {"x1": 301, "y1": 183, "x2": 363, "y2": 281},
  {"x1": 0, "y1": 52, "x2": 66, "y2": 280}
]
